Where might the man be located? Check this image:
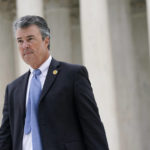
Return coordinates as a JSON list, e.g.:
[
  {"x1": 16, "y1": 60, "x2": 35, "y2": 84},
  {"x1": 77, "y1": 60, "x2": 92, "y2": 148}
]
[{"x1": 0, "y1": 15, "x2": 109, "y2": 150}]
